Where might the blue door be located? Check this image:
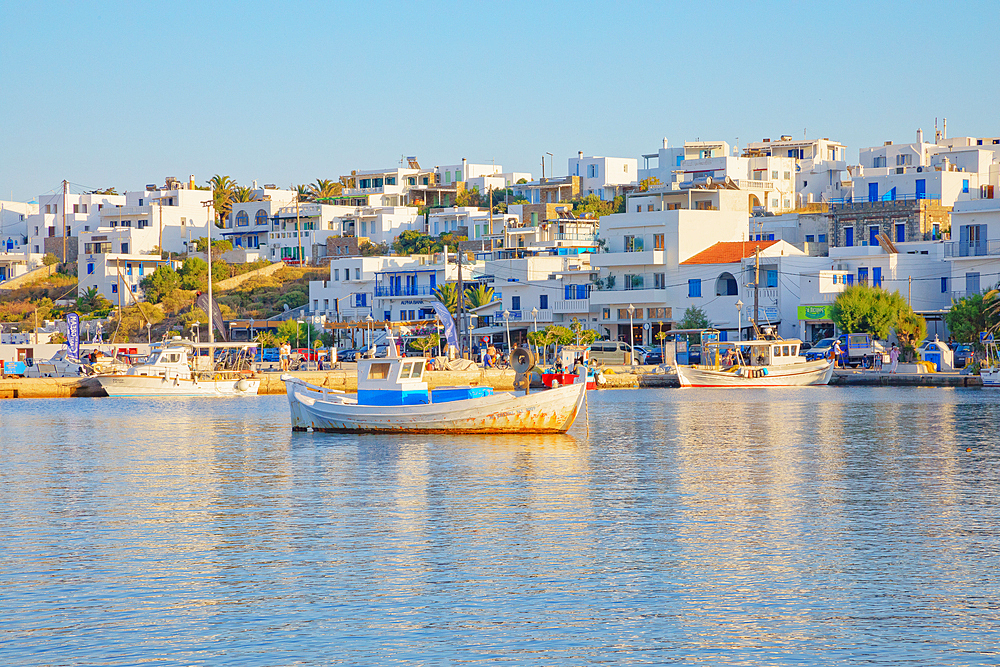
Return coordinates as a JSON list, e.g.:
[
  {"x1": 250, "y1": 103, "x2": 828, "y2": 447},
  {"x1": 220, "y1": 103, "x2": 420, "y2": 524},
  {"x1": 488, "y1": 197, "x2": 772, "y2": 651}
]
[
  {"x1": 870, "y1": 226, "x2": 879, "y2": 246},
  {"x1": 895, "y1": 223, "x2": 906, "y2": 243},
  {"x1": 868, "y1": 183, "x2": 879, "y2": 202},
  {"x1": 915, "y1": 179, "x2": 926, "y2": 199},
  {"x1": 845, "y1": 227, "x2": 854, "y2": 247},
  {"x1": 873, "y1": 267, "x2": 882, "y2": 287},
  {"x1": 858, "y1": 267, "x2": 869, "y2": 285}
]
